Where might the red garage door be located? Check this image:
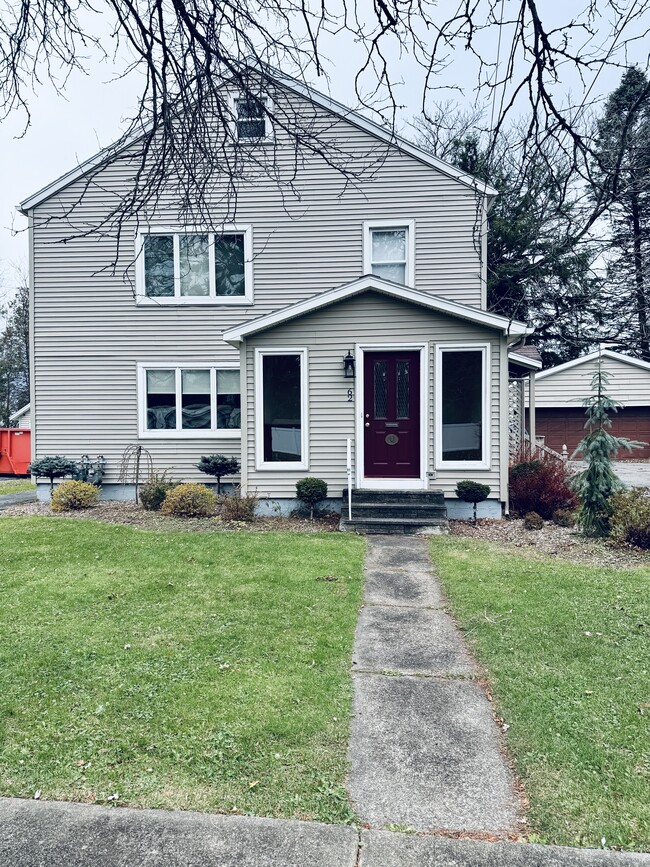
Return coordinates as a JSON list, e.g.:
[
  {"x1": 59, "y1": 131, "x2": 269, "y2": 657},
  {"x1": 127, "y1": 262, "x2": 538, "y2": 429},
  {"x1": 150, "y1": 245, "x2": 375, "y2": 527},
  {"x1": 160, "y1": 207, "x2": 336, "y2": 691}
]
[{"x1": 529, "y1": 408, "x2": 650, "y2": 459}]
